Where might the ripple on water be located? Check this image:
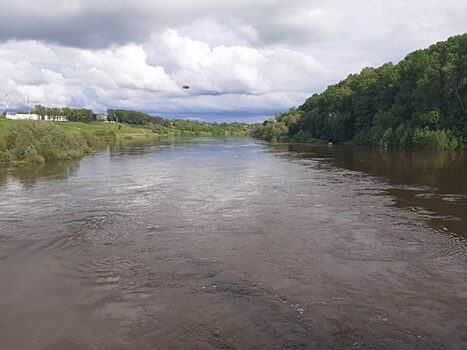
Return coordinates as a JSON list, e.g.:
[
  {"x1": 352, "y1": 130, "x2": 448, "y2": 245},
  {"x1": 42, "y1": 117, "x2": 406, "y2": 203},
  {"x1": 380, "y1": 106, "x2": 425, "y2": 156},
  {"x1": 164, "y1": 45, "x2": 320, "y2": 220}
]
[
  {"x1": 428, "y1": 229, "x2": 467, "y2": 259},
  {"x1": 65, "y1": 212, "x2": 121, "y2": 230},
  {"x1": 0, "y1": 140, "x2": 466, "y2": 350},
  {"x1": 27, "y1": 234, "x2": 86, "y2": 256}
]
